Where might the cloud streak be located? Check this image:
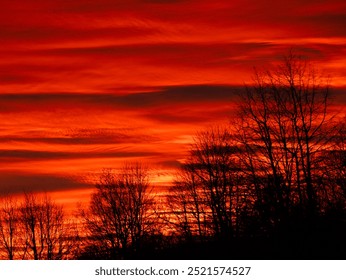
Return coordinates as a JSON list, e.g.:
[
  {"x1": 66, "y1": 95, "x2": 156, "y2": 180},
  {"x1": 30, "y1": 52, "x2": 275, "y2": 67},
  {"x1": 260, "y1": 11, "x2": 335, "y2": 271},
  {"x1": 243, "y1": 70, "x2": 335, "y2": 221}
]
[
  {"x1": 0, "y1": 0, "x2": 344, "y2": 205},
  {"x1": 0, "y1": 0, "x2": 345, "y2": 93},
  {"x1": 0, "y1": 172, "x2": 92, "y2": 195}
]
